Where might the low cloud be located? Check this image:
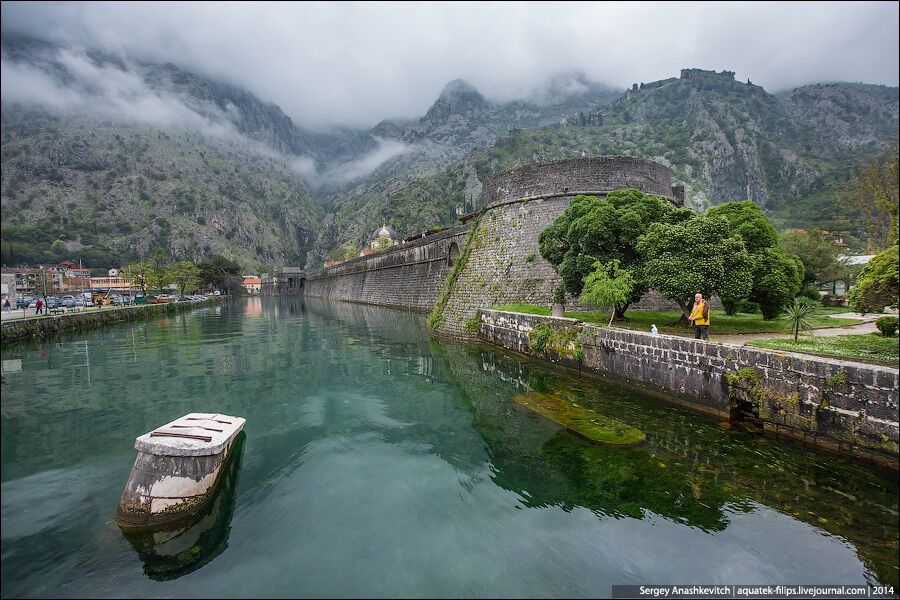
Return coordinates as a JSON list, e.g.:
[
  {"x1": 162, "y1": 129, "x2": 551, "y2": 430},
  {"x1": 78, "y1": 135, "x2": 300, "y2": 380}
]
[
  {"x1": 0, "y1": 47, "x2": 233, "y2": 136},
  {"x1": 293, "y1": 138, "x2": 414, "y2": 187},
  {"x1": 328, "y1": 138, "x2": 412, "y2": 183},
  {"x1": 1, "y1": 2, "x2": 896, "y2": 129}
]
